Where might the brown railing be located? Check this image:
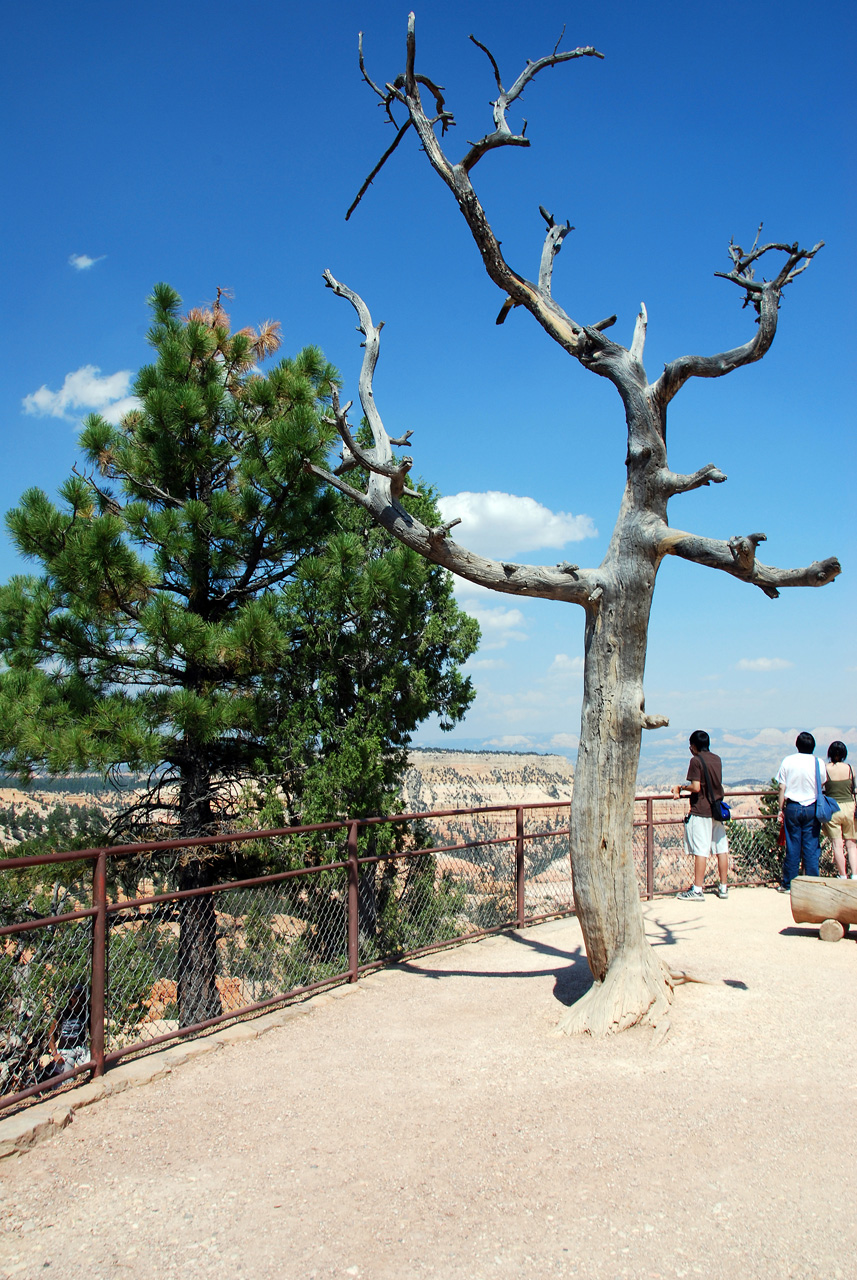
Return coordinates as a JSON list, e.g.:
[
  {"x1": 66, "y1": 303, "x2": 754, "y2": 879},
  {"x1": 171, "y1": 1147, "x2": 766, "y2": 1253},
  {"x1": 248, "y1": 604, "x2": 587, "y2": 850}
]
[{"x1": 0, "y1": 790, "x2": 777, "y2": 1114}]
